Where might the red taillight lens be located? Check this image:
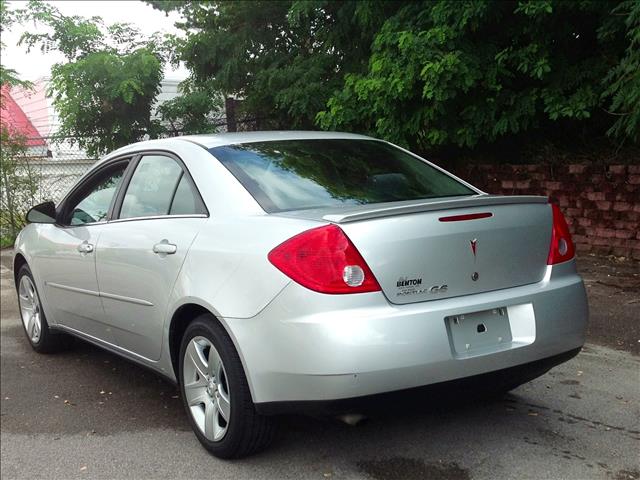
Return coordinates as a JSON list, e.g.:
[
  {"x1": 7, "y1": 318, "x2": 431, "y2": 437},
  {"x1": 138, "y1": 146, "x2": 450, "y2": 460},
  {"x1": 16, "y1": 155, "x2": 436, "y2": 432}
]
[
  {"x1": 547, "y1": 202, "x2": 575, "y2": 265},
  {"x1": 268, "y1": 224, "x2": 382, "y2": 294}
]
